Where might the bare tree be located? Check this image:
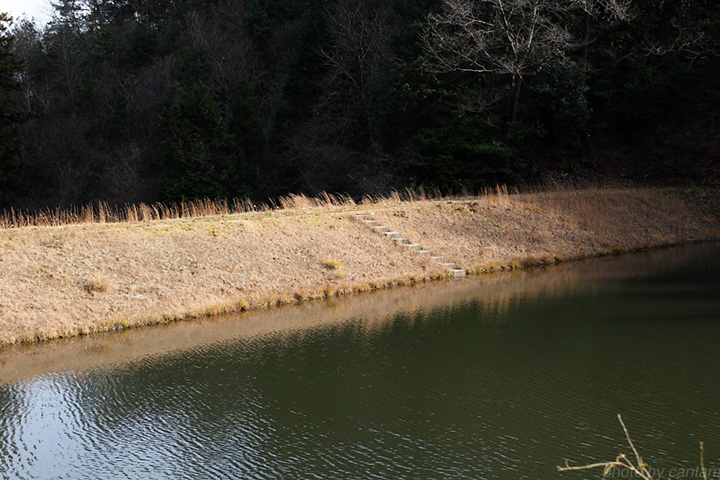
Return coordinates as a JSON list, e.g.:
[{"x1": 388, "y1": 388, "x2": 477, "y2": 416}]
[
  {"x1": 320, "y1": 0, "x2": 390, "y2": 147},
  {"x1": 423, "y1": 0, "x2": 630, "y2": 127}
]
